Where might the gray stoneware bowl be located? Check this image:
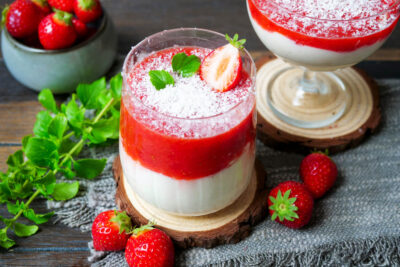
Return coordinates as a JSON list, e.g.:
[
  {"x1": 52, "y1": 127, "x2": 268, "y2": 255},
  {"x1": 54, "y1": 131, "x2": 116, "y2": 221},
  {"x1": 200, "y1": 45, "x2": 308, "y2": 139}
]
[{"x1": 1, "y1": 13, "x2": 117, "y2": 94}]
